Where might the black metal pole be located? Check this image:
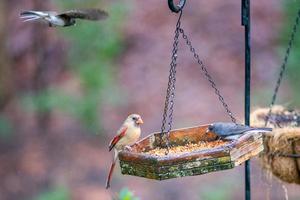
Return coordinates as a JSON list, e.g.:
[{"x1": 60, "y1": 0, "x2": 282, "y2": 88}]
[{"x1": 242, "y1": 0, "x2": 251, "y2": 200}]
